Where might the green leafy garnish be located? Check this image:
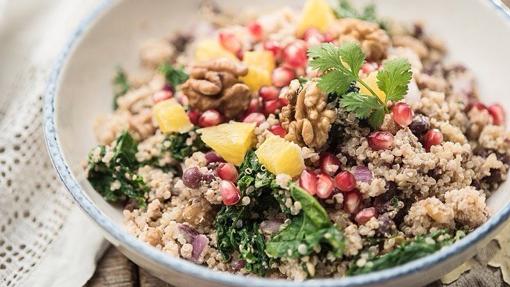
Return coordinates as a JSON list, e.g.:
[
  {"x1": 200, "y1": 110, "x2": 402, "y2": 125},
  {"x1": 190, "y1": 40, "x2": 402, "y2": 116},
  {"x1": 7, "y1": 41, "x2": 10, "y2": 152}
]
[
  {"x1": 334, "y1": 0, "x2": 386, "y2": 29},
  {"x1": 347, "y1": 229, "x2": 464, "y2": 275},
  {"x1": 308, "y1": 42, "x2": 412, "y2": 128},
  {"x1": 112, "y1": 68, "x2": 130, "y2": 109},
  {"x1": 215, "y1": 151, "x2": 275, "y2": 275},
  {"x1": 87, "y1": 132, "x2": 148, "y2": 207},
  {"x1": 159, "y1": 63, "x2": 188, "y2": 88},
  {"x1": 265, "y1": 185, "x2": 344, "y2": 259}
]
